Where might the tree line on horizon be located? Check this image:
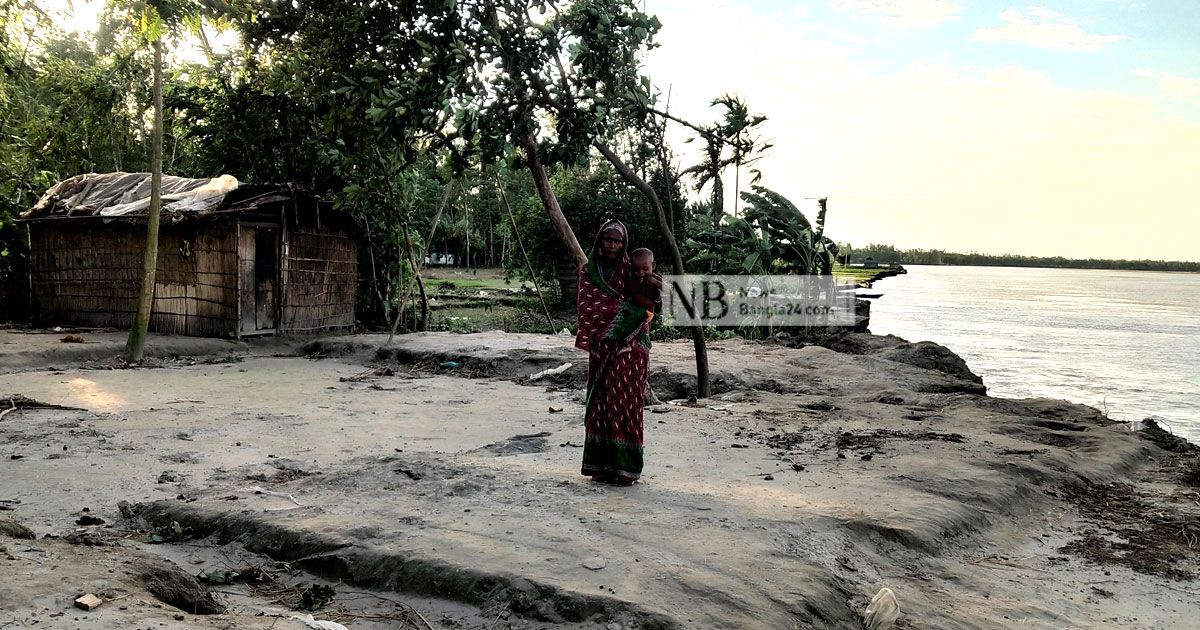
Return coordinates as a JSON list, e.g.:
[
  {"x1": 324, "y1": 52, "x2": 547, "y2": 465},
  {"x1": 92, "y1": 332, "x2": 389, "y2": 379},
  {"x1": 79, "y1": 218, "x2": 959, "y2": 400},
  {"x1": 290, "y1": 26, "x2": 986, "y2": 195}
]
[{"x1": 842, "y1": 243, "x2": 1200, "y2": 273}]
